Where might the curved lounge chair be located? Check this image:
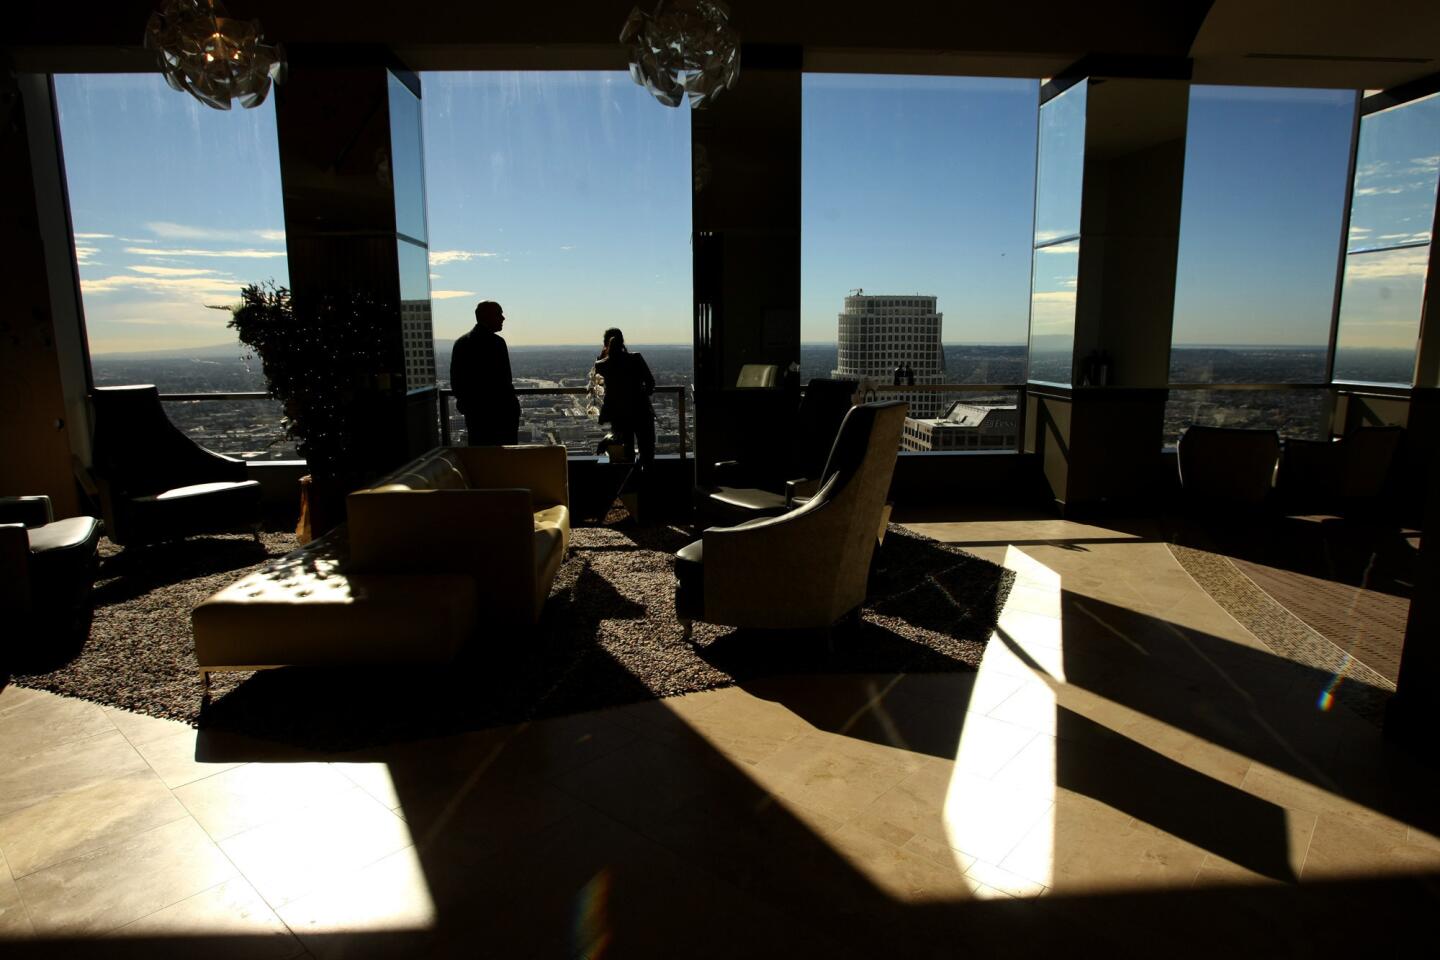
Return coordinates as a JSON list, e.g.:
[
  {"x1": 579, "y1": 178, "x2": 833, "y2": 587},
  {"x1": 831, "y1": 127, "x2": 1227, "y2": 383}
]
[{"x1": 674, "y1": 400, "x2": 906, "y2": 636}]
